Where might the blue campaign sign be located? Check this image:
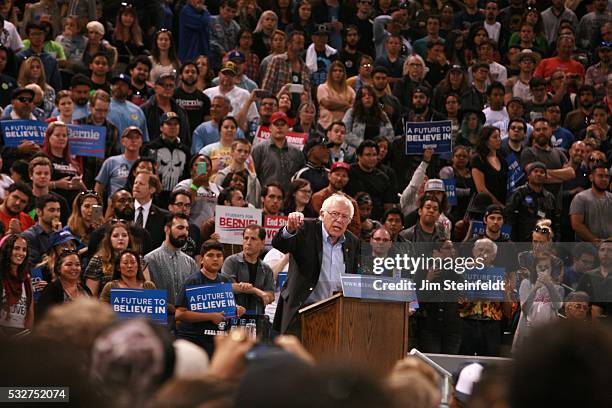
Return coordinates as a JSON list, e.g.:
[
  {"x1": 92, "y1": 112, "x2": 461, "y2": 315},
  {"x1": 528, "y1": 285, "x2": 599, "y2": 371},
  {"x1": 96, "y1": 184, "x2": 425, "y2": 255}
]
[
  {"x1": 405, "y1": 120, "x2": 453, "y2": 155},
  {"x1": 0, "y1": 120, "x2": 46, "y2": 146},
  {"x1": 443, "y1": 178, "x2": 457, "y2": 206},
  {"x1": 186, "y1": 283, "x2": 238, "y2": 318},
  {"x1": 111, "y1": 289, "x2": 168, "y2": 324},
  {"x1": 67, "y1": 124, "x2": 106, "y2": 158},
  {"x1": 31, "y1": 268, "x2": 44, "y2": 302},
  {"x1": 470, "y1": 221, "x2": 512, "y2": 240},
  {"x1": 463, "y1": 267, "x2": 506, "y2": 301},
  {"x1": 506, "y1": 152, "x2": 525, "y2": 194}
]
